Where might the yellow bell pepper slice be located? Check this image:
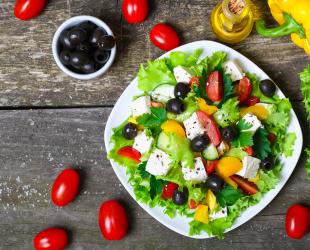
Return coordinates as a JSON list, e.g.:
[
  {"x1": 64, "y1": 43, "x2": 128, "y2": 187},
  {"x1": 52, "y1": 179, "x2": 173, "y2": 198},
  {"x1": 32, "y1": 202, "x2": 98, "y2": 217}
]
[
  {"x1": 206, "y1": 190, "x2": 217, "y2": 211},
  {"x1": 194, "y1": 205, "x2": 209, "y2": 224},
  {"x1": 161, "y1": 120, "x2": 186, "y2": 137},
  {"x1": 240, "y1": 104, "x2": 269, "y2": 120},
  {"x1": 216, "y1": 157, "x2": 243, "y2": 178},
  {"x1": 197, "y1": 98, "x2": 218, "y2": 115}
]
